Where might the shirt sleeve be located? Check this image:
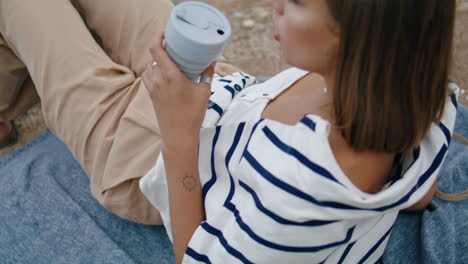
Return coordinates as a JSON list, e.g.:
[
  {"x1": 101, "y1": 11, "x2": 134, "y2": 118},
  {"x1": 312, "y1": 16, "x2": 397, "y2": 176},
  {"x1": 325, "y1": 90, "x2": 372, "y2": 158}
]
[{"x1": 203, "y1": 72, "x2": 256, "y2": 127}]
